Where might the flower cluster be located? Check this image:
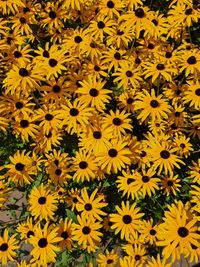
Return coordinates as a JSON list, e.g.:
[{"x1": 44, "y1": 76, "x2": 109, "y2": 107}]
[{"x1": 0, "y1": 0, "x2": 200, "y2": 266}]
